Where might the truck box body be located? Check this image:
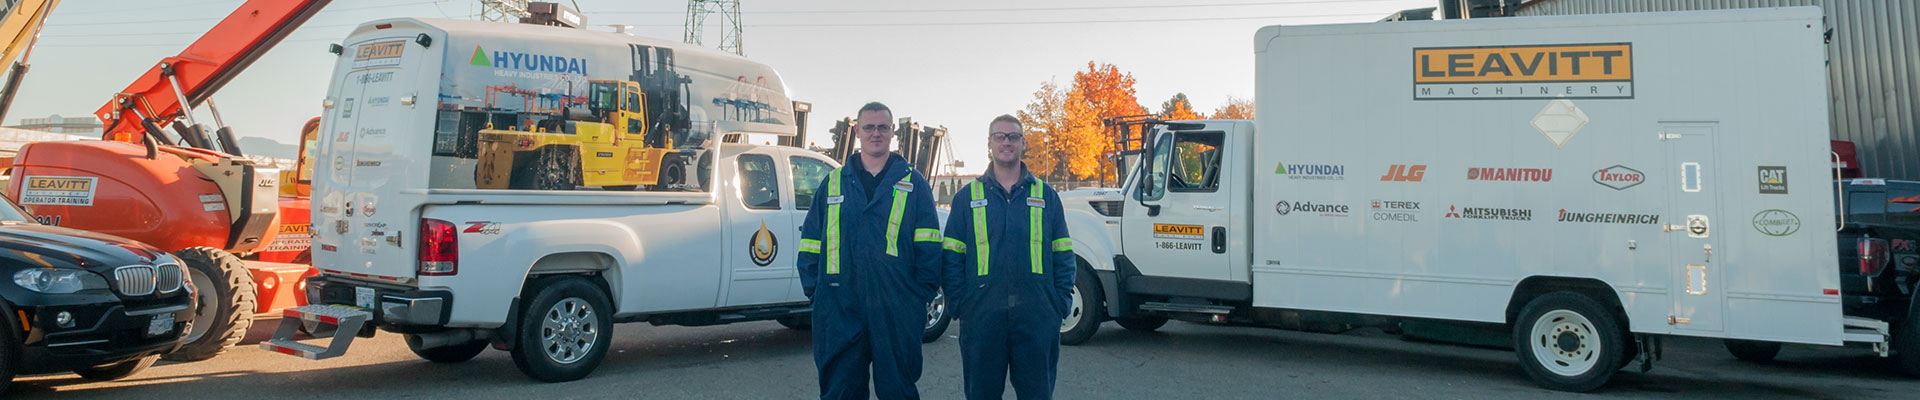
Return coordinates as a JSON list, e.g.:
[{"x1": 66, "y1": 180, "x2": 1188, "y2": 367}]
[
  {"x1": 311, "y1": 18, "x2": 807, "y2": 327},
  {"x1": 1251, "y1": 8, "x2": 1838, "y2": 344}
]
